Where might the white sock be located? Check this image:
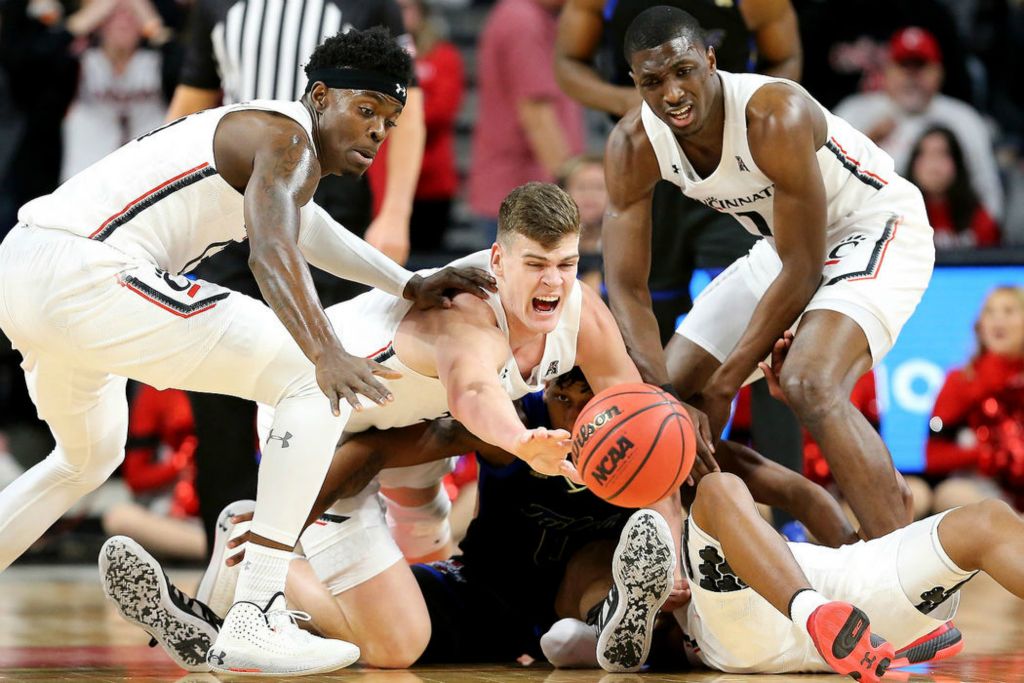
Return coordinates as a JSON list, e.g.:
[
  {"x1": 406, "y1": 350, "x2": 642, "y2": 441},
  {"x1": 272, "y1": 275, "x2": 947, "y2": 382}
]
[
  {"x1": 234, "y1": 544, "x2": 294, "y2": 607},
  {"x1": 789, "y1": 588, "x2": 830, "y2": 638},
  {"x1": 540, "y1": 618, "x2": 599, "y2": 668}
]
